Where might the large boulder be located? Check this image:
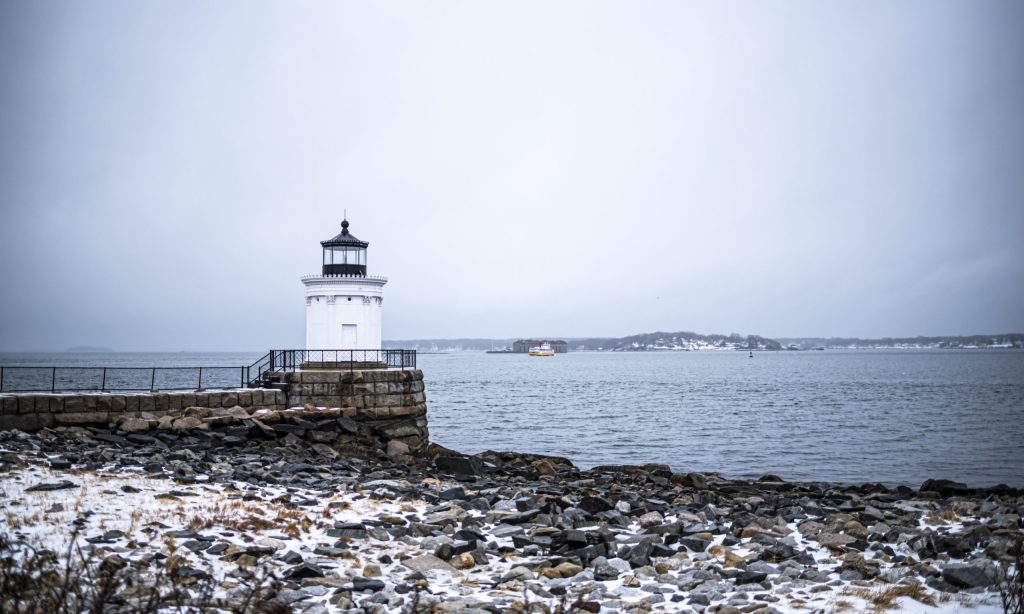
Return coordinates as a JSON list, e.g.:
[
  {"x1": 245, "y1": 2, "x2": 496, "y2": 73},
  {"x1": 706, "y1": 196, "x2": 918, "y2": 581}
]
[
  {"x1": 386, "y1": 439, "x2": 410, "y2": 458},
  {"x1": 171, "y1": 416, "x2": 206, "y2": 431},
  {"x1": 435, "y1": 456, "x2": 483, "y2": 476},
  {"x1": 921, "y1": 479, "x2": 970, "y2": 497},
  {"x1": 942, "y1": 564, "x2": 994, "y2": 588}
]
